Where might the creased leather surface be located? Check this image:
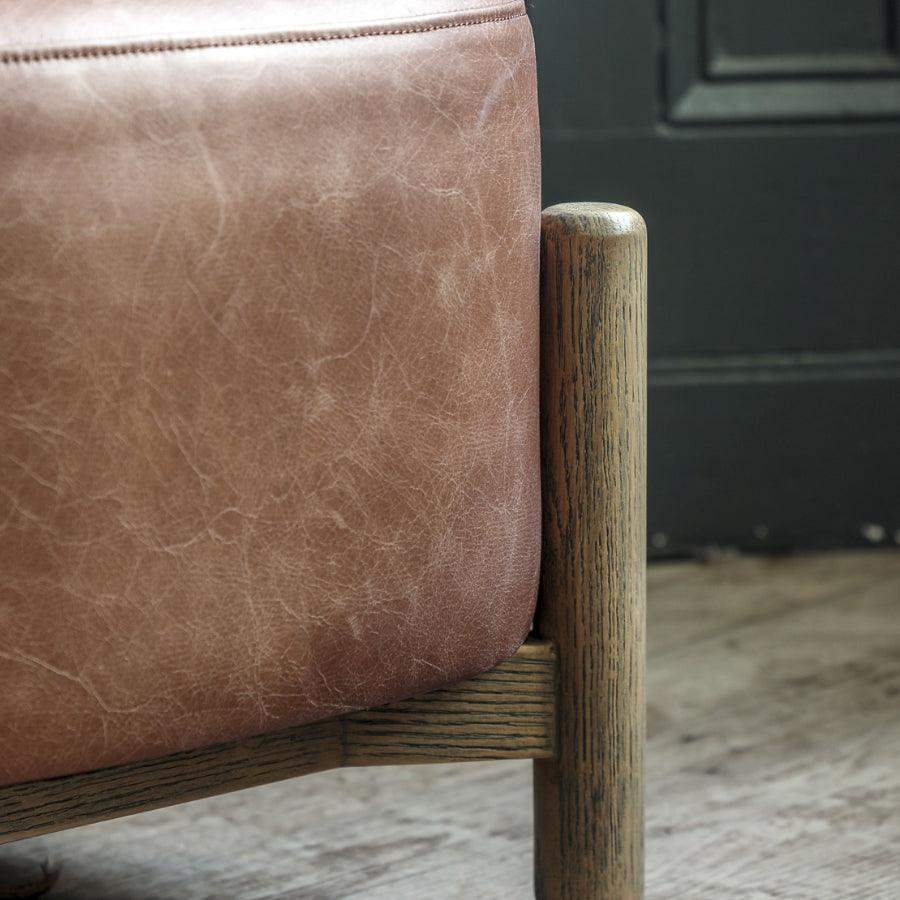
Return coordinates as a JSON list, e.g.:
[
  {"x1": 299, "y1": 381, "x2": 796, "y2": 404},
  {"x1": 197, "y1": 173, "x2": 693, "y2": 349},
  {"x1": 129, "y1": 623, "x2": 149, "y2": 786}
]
[{"x1": 0, "y1": 0, "x2": 540, "y2": 786}]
